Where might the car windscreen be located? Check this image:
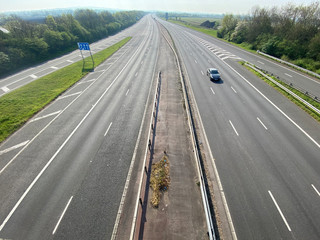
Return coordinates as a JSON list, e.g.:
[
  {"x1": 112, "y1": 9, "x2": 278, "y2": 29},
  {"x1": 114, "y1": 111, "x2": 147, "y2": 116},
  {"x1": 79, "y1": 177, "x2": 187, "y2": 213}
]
[{"x1": 211, "y1": 70, "x2": 219, "y2": 74}]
